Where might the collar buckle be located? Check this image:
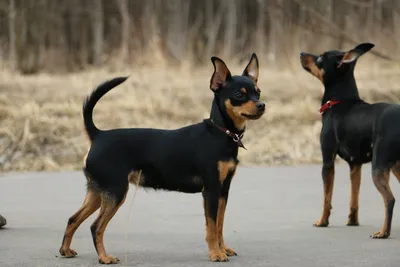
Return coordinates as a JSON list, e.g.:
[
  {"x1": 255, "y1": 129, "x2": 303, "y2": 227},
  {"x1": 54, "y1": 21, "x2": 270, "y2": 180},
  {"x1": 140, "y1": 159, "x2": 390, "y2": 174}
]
[{"x1": 211, "y1": 121, "x2": 246, "y2": 149}]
